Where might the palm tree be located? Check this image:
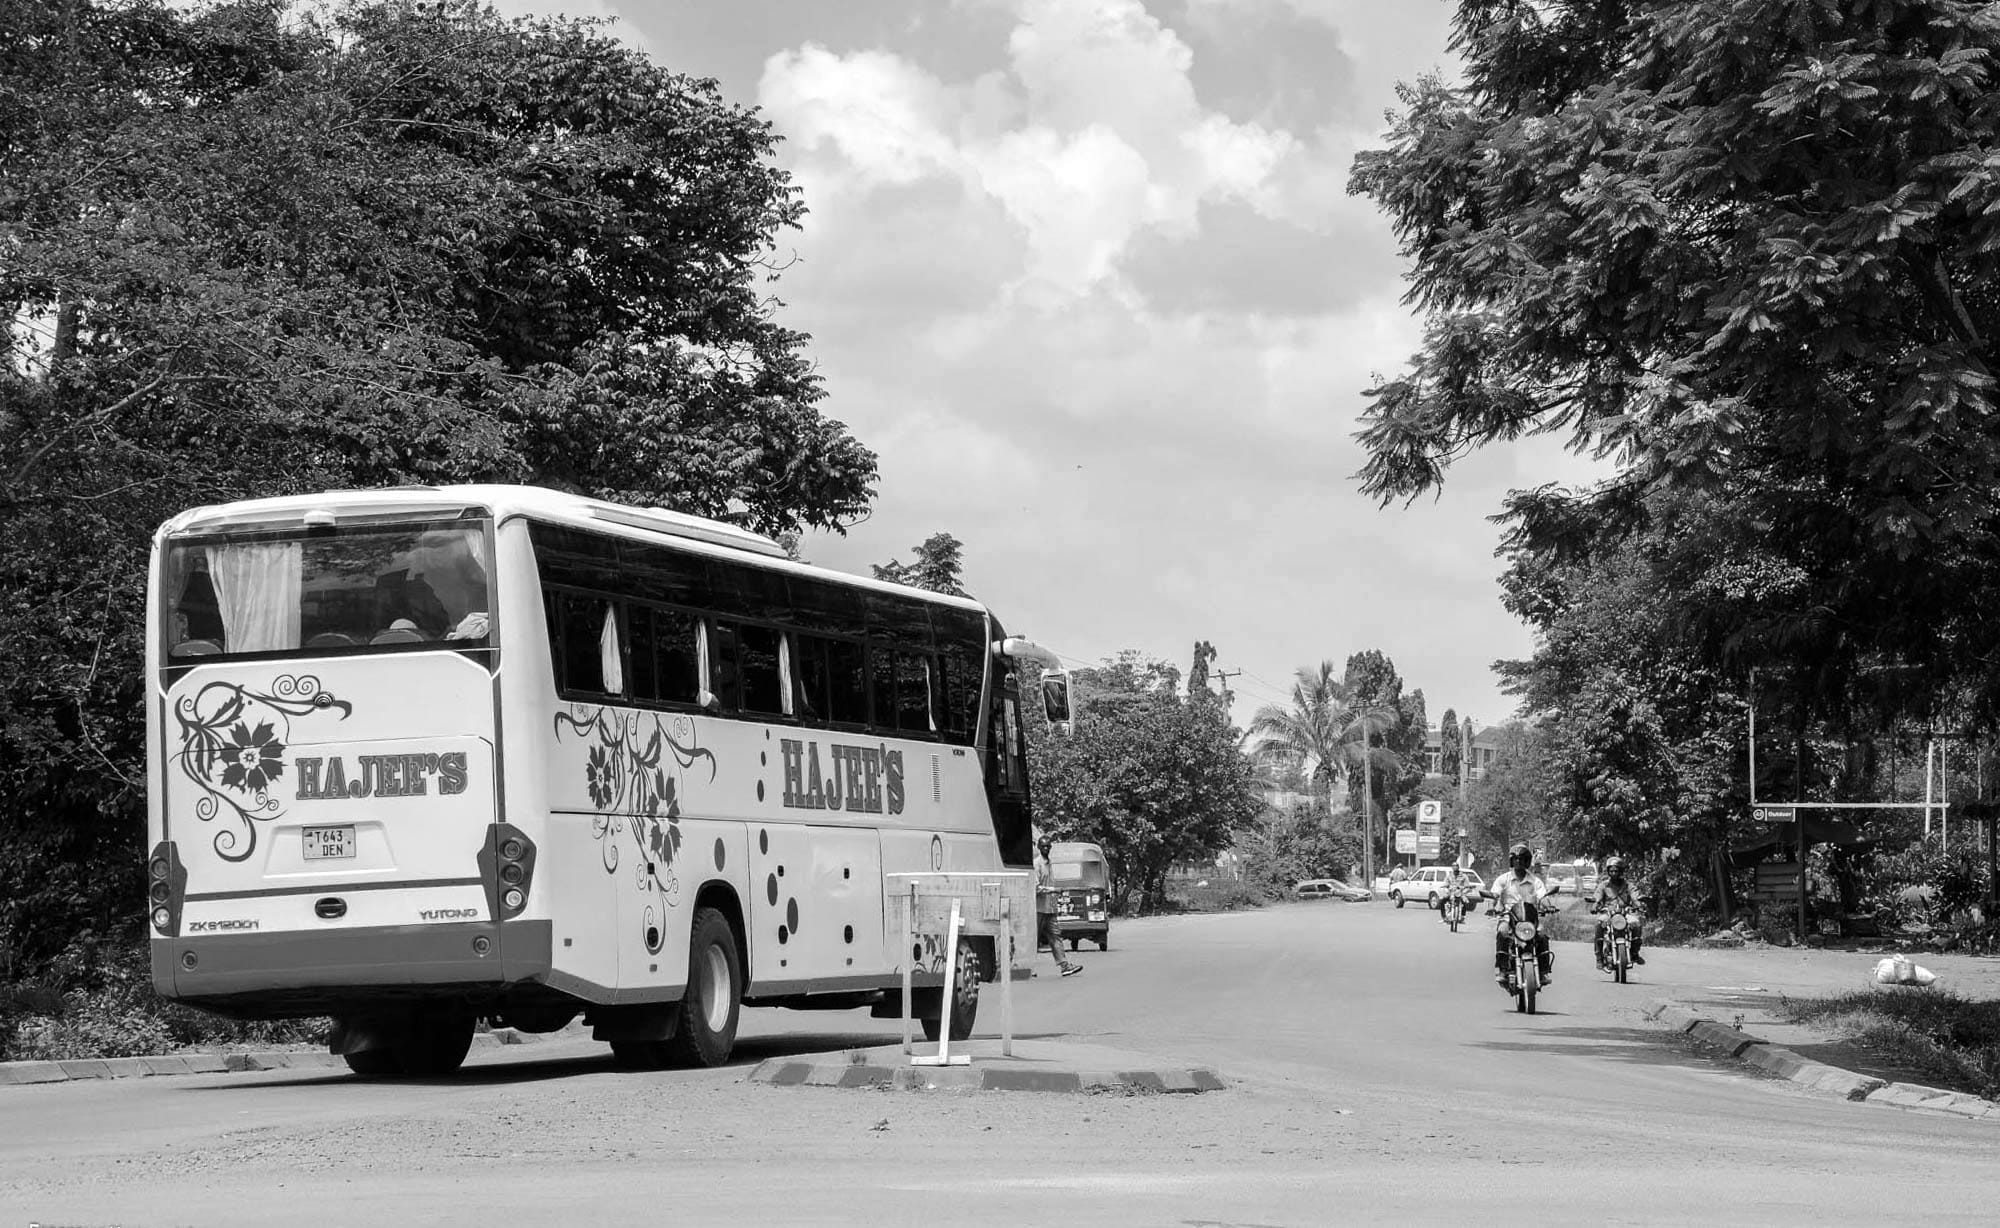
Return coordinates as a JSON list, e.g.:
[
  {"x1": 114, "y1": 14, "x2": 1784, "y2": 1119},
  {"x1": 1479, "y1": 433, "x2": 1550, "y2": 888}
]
[
  {"x1": 1248, "y1": 663, "x2": 1347, "y2": 809},
  {"x1": 1249, "y1": 663, "x2": 1404, "y2": 884}
]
